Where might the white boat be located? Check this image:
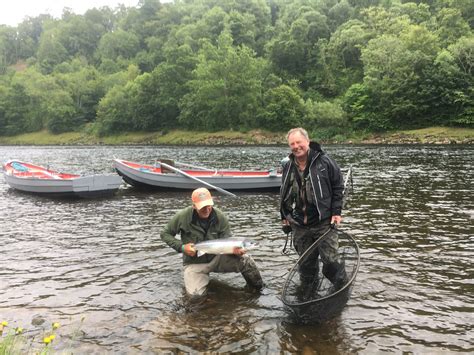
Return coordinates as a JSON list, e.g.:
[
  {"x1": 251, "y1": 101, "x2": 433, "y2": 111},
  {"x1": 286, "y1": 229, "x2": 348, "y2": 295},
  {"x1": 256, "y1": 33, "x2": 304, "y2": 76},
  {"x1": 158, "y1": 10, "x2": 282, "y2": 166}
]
[
  {"x1": 113, "y1": 159, "x2": 281, "y2": 191},
  {"x1": 3, "y1": 160, "x2": 123, "y2": 198}
]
